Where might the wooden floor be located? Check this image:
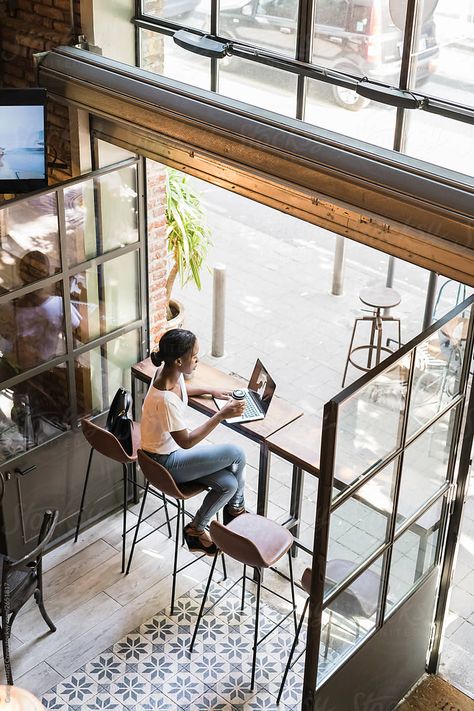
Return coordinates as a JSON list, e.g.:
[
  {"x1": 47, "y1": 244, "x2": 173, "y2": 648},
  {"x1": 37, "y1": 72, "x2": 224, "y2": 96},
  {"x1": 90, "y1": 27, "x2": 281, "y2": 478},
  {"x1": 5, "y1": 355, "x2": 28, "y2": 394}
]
[{"x1": 398, "y1": 676, "x2": 474, "y2": 711}]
